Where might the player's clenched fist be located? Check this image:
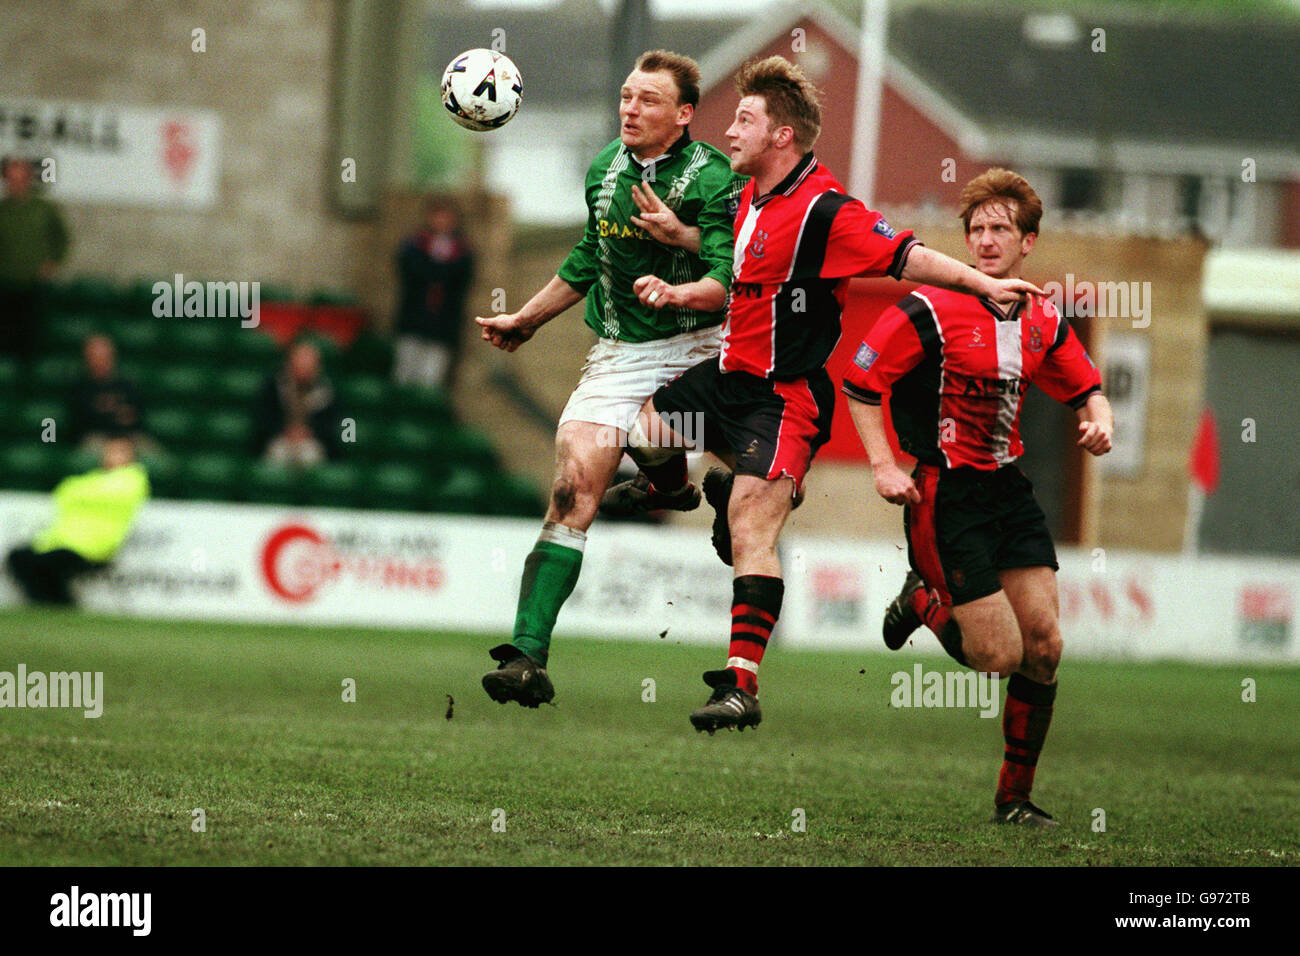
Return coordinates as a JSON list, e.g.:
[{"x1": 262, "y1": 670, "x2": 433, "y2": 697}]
[
  {"x1": 476, "y1": 312, "x2": 537, "y2": 352},
  {"x1": 873, "y1": 463, "x2": 922, "y2": 506},
  {"x1": 633, "y1": 274, "x2": 678, "y2": 310},
  {"x1": 1077, "y1": 420, "x2": 1112, "y2": 456}
]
